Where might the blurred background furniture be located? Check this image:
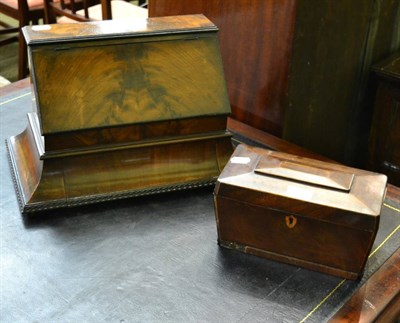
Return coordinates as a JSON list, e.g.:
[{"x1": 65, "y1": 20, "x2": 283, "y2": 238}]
[
  {"x1": 150, "y1": 0, "x2": 296, "y2": 140},
  {"x1": 0, "y1": 0, "x2": 45, "y2": 79},
  {"x1": 44, "y1": 0, "x2": 147, "y2": 23},
  {"x1": 368, "y1": 52, "x2": 400, "y2": 187},
  {"x1": 149, "y1": 0, "x2": 400, "y2": 167},
  {"x1": 0, "y1": 0, "x2": 147, "y2": 82},
  {"x1": 2, "y1": 0, "x2": 399, "y2": 170}
]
